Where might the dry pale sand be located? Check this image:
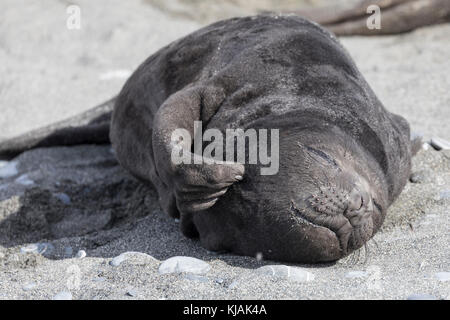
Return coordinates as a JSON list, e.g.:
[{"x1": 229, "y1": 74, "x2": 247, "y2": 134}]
[{"x1": 0, "y1": 0, "x2": 449, "y2": 300}]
